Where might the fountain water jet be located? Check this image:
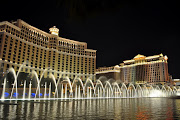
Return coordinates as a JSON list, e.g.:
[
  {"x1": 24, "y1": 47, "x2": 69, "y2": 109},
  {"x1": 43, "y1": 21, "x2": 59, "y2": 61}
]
[
  {"x1": 49, "y1": 73, "x2": 58, "y2": 98},
  {"x1": 136, "y1": 84, "x2": 143, "y2": 97},
  {"x1": 10, "y1": 61, "x2": 29, "y2": 99},
  {"x1": 9, "y1": 68, "x2": 18, "y2": 99},
  {"x1": 105, "y1": 81, "x2": 113, "y2": 97},
  {"x1": 112, "y1": 82, "x2": 121, "y2": 98},
  {"x1": 95, "y1": 80, "x2": 105, "y2": 97},
  {"x1": 83, "y1": 78, "x2": 95, "y2": 97},
  {"x1": 78, "y1": 85, "x2": 81, "y2": 98},
  {"x1": 1, "y1": 65, "x2": 179, "y2": 100},
  {"x1": 121, "y1": 83, "x2": 128, "y2": 98},
  {"x1": 65, "y1": 84, "x2": 67, "y2": 99},
  {"x1": 28, "y1": 81, "x2": 32, "y2": 100},
  {"x1": 49, "y1": 83, "x2": 51, "y2": 99},
  {"x1": 65, "y1": 77, "x2": 73, "y2": 97},
  {"x1": 1, "y1": 78, "x2": 6, "y2": 100},
  {"x1": 44, "y1": 82, "x2": 47, "y2": 99},
  {"x1": 61, "y1": 84, "x2": 64, "y2": 98},
  {"x1": 22, "y1": 80, "x2": 26, "y2": 100},
  {"x1": 75, "y1": 85, "x2": 77, "y2": 98}
]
